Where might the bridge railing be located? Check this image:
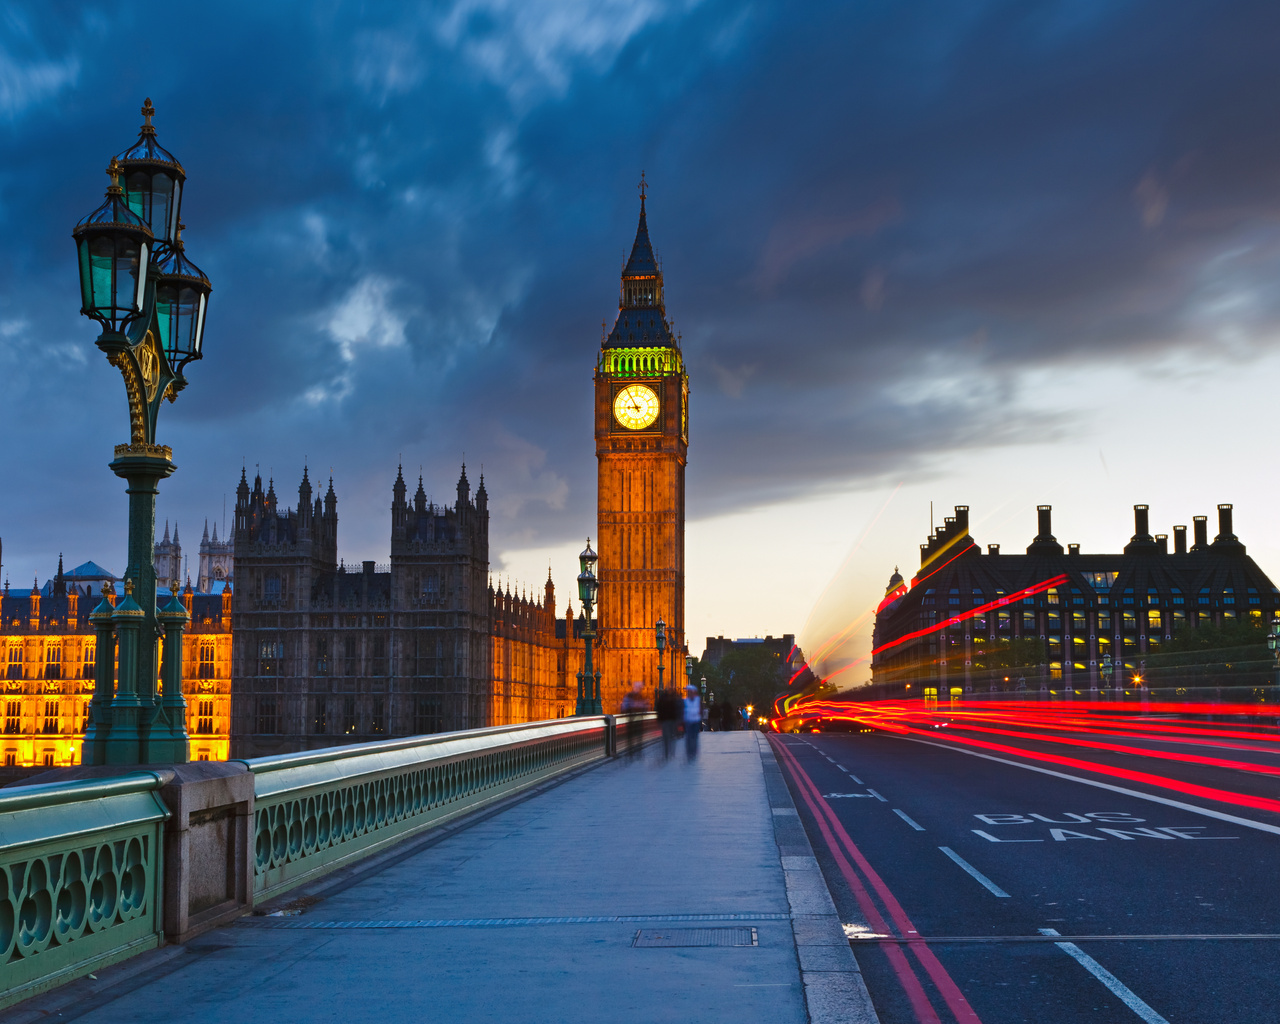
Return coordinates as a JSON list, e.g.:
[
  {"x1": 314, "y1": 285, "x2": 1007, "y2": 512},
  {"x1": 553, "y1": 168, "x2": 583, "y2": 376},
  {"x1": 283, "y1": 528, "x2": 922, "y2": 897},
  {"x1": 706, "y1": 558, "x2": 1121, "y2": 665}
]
[
  {"x1": 239, "y1": 715, "x2": 641, "y2": 902},
  {"x1": 0, "y1": 773, "x2": 170, "y2": 1009},
  {"x1": 0, "y1": 713, "x2": 655, "y2": 1008}
]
